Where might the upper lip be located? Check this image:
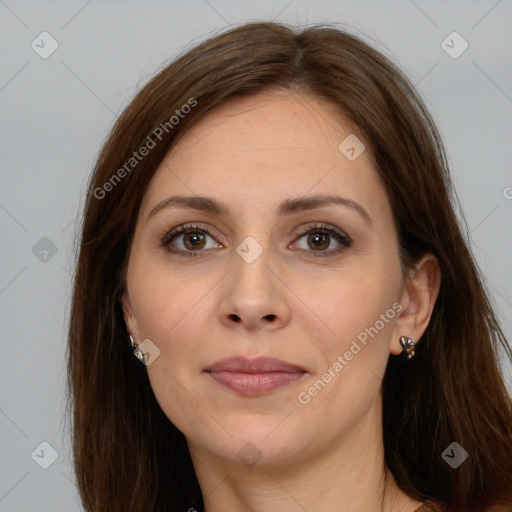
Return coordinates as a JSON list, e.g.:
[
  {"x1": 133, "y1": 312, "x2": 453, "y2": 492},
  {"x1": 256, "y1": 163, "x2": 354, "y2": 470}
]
[{"x1": 205, "y1": 356, "x2": 306, "y2": 373}]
